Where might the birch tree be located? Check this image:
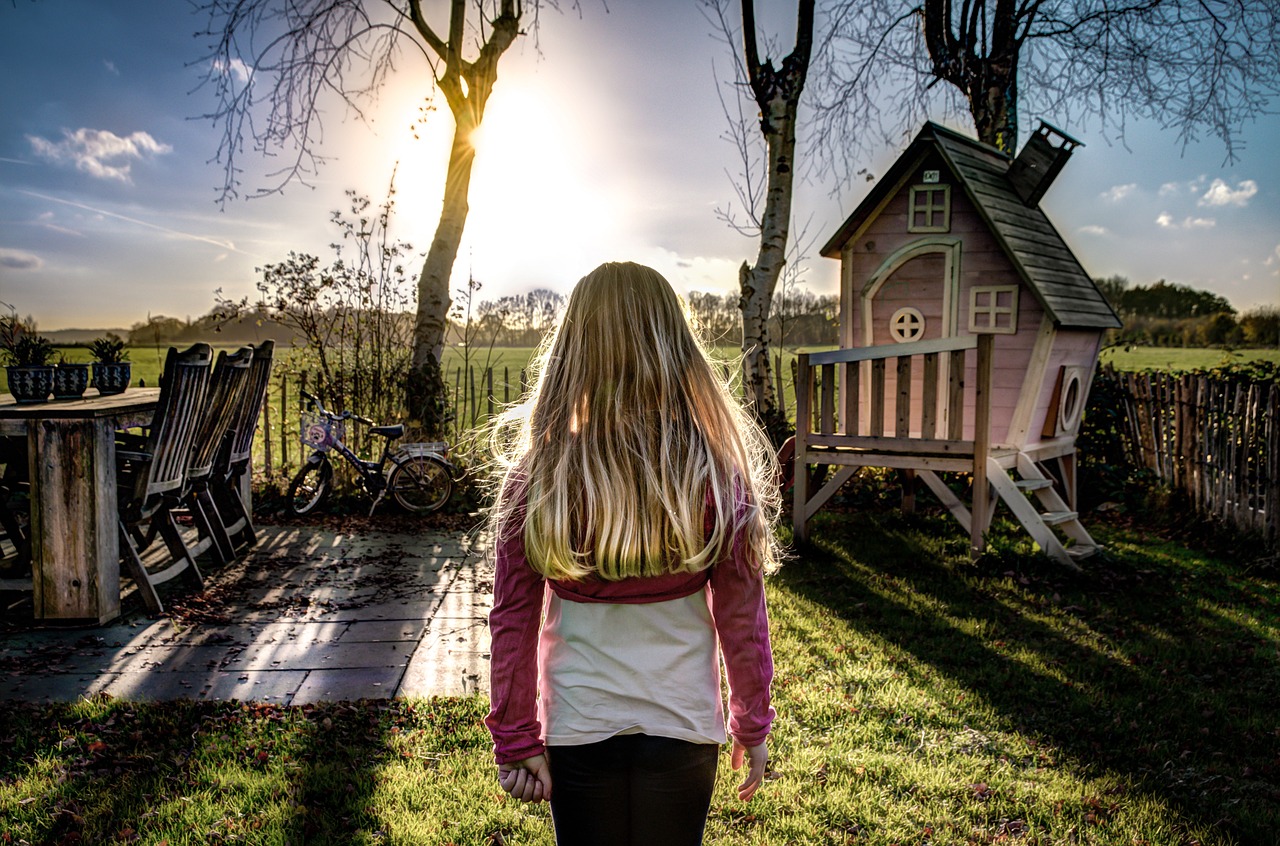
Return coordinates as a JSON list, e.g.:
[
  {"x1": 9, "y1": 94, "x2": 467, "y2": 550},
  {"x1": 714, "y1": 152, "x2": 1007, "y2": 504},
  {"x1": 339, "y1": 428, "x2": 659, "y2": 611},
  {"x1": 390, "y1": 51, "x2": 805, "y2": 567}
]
[
  {"x1": 813, "y1": 0, "x2": 1280, "y2": 167},
  {"x1": 706, "y1": 0, "x2": 815, "y2": 440},
  {"x1": 194, "y1": 0, "x2": 555, "y2": 435}
]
